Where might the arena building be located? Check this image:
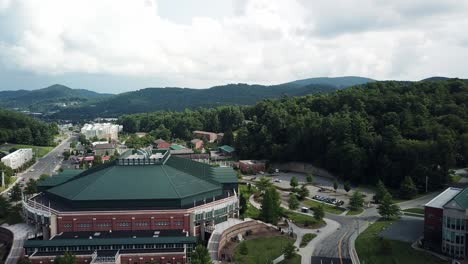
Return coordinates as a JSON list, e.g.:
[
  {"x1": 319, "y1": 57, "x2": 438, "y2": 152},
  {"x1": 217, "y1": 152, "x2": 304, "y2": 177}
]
[{"x1": 22, "y1": 149, "x2": 238, "y2": 264}]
